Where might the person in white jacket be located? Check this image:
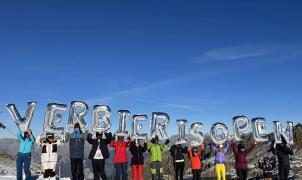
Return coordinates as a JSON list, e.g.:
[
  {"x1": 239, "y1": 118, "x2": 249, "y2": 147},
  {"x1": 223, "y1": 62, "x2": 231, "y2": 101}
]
[{"x1": 37, "y1": 132, "x2": 64, "y2": 180}]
